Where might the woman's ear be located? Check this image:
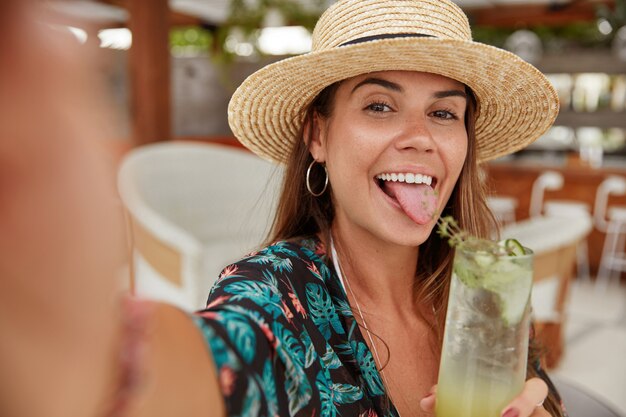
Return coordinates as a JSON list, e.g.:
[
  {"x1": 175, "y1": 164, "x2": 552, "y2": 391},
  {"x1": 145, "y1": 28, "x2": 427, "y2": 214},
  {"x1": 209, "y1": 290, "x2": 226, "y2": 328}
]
[{"x1": 305, "y1": 111, "x2": 328, "y2": 163}]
